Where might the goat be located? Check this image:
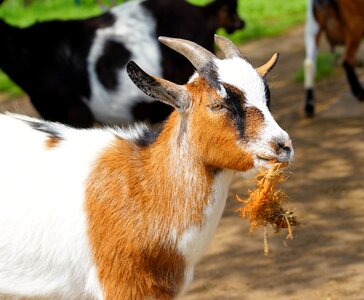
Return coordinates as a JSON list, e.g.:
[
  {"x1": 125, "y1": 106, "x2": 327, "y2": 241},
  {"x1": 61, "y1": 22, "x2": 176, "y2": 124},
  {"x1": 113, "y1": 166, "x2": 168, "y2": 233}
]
[
  {"x1": 0, "y1": 35, "x2": 293, "y2": 299},
  {"x1": 0, "y1": 0, "x2": 244, "y2": 127},
  {"x1": 304, "y1": 0, "x2": 364, "y2": 117}
]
